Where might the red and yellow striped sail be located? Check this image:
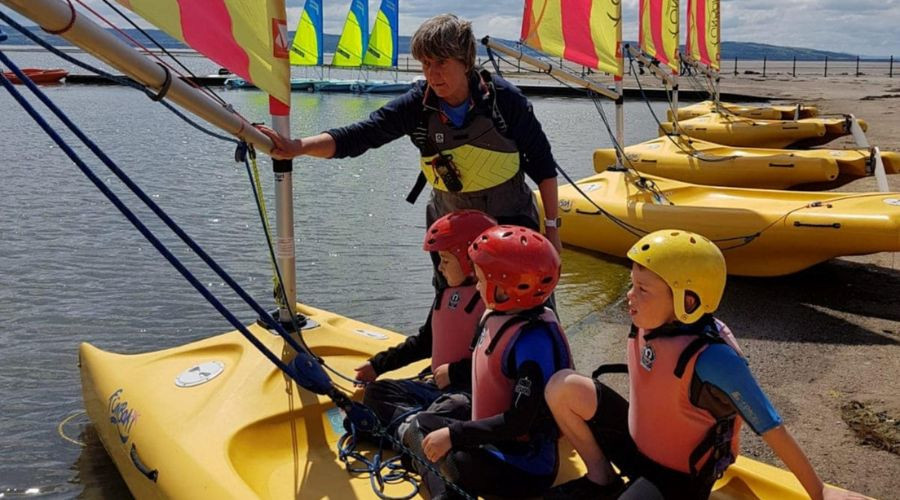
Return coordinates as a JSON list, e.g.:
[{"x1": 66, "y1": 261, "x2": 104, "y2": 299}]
[
  {"x1": 639, "y1": 0, "x2": 679, "y2": 74},
  {"x1": 520, "y1": 0, "x2": 623, "y2": 77},
  {"x1": 685, "y1": 0, "x2": 720, "y2": 71},
  {"x1": 115, "y1": 0, "x2": 291, "y2": 105}
]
